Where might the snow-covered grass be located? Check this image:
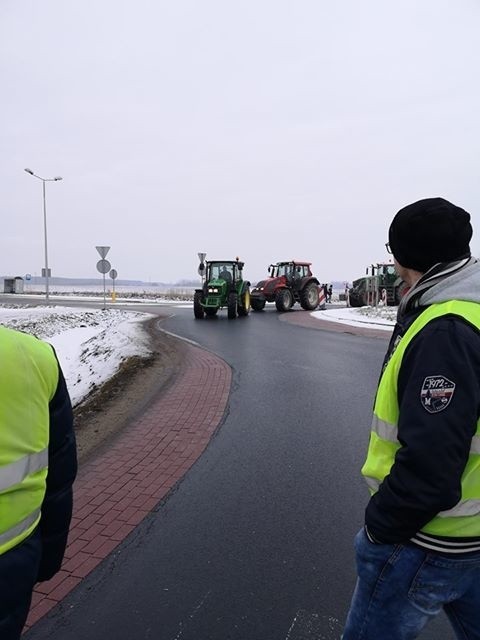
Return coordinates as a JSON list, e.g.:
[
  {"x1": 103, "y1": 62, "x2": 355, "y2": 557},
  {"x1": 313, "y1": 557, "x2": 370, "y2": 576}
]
[{"x1": 0, "y1": 306, "x2": 153, "y2": 407}]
